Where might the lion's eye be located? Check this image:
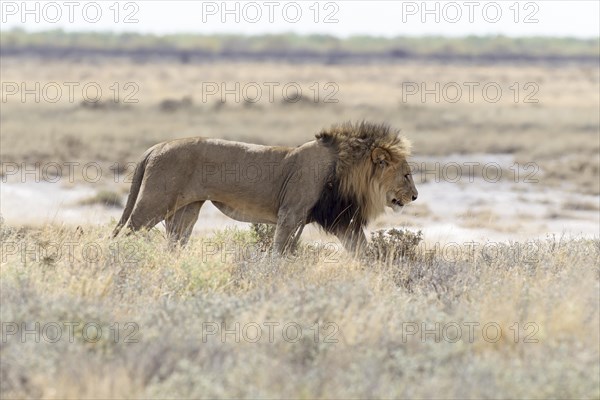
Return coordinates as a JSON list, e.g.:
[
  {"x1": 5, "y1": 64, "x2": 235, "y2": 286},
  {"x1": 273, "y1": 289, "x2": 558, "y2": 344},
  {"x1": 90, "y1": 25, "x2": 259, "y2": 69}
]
[{"x1": 404, "y1": 174, "x2": 410, "y2": 180}]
